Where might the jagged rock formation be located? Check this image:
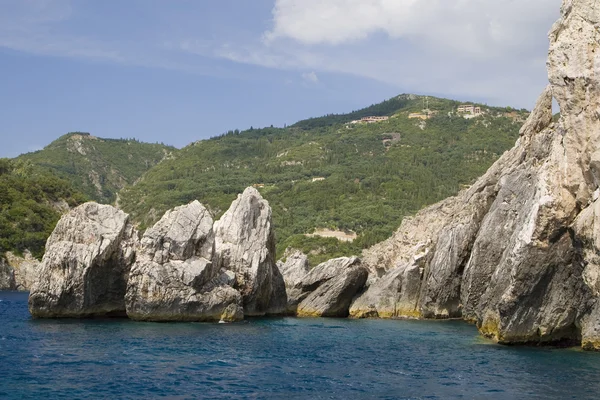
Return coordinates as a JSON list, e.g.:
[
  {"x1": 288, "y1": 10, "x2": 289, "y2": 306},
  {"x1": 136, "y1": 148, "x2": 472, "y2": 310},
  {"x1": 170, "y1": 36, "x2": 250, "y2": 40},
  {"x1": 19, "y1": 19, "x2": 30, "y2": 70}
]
[
  {"x1": 213, "y1": 187, "x2": 286, "y2": 316},
  {"x1": 28, "y1": 188, "x2": 288, "y2": 321},
  {"x1": 352, "y1": 0, "x2": 600, "y2": 349},
  {"x1": 28, "y1": 203, "x2": 138, "y2": 318},
  {"x1": 287, "y1": 257, "x2": 368, "y2": 317},
  {"x1": 125, "y1": 201, "x2": 243, "y2": 322},
  {"x1": 278, "y1": 249, "x2": 310, "y2": 288}
]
